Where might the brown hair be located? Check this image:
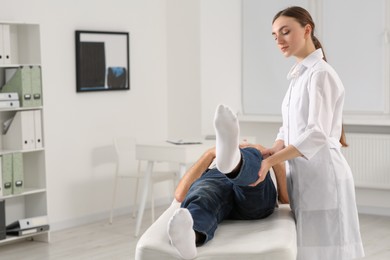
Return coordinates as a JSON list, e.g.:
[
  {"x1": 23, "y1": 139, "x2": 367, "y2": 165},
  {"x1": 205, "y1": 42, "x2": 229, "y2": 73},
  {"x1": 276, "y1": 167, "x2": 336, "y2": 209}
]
[
  {"x1": 273, "y1": 6, "x2": 327, "y2": 61},
  {"x1": 273, "y1": 6, "x2": 348, "y2": 147}
]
